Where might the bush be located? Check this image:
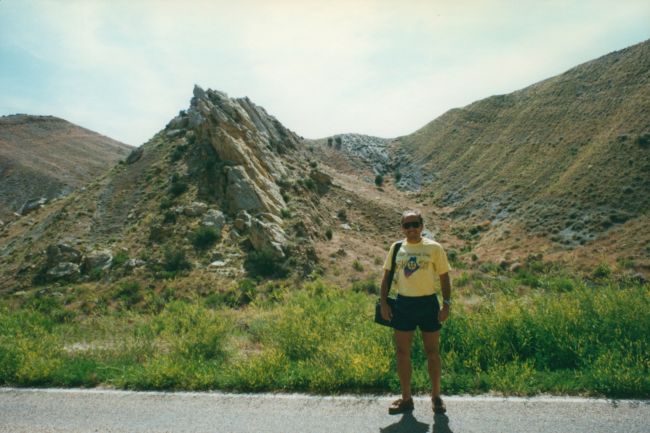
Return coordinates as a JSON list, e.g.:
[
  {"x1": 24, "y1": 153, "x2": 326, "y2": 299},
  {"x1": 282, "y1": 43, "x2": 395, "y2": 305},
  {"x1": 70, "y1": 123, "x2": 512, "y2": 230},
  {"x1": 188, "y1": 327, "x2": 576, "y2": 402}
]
[
  {"x1": 168, "y1": 174, "x2": 188, "y2": 197},
  {"x1": 374, "y1": 175, "x2": 384, "y2": 187},
  {"x1": 163, "y1": 248, "x2": 192, "y2": 273},
  {"x1": 244, "y1": 250, "x2": 288, "y2": 278},
  {"x1": 592, "y1": 263, "x2": 612, "y2": 279},
  {"x1": 170, "y1": 144, "x2": 188, "y2": 162},
  {"x1": 112, "y1": 251, "x2": 129, "y2": 268},
  {"x1": 191, "y1": 227, "x2": 219, "y2": 250},
  {"x1": 350, "y1": 278, "x2": 379, "y2": 294},
  {"x1": 114, "y1": 280, "x2": 143, "y2": 307}
]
